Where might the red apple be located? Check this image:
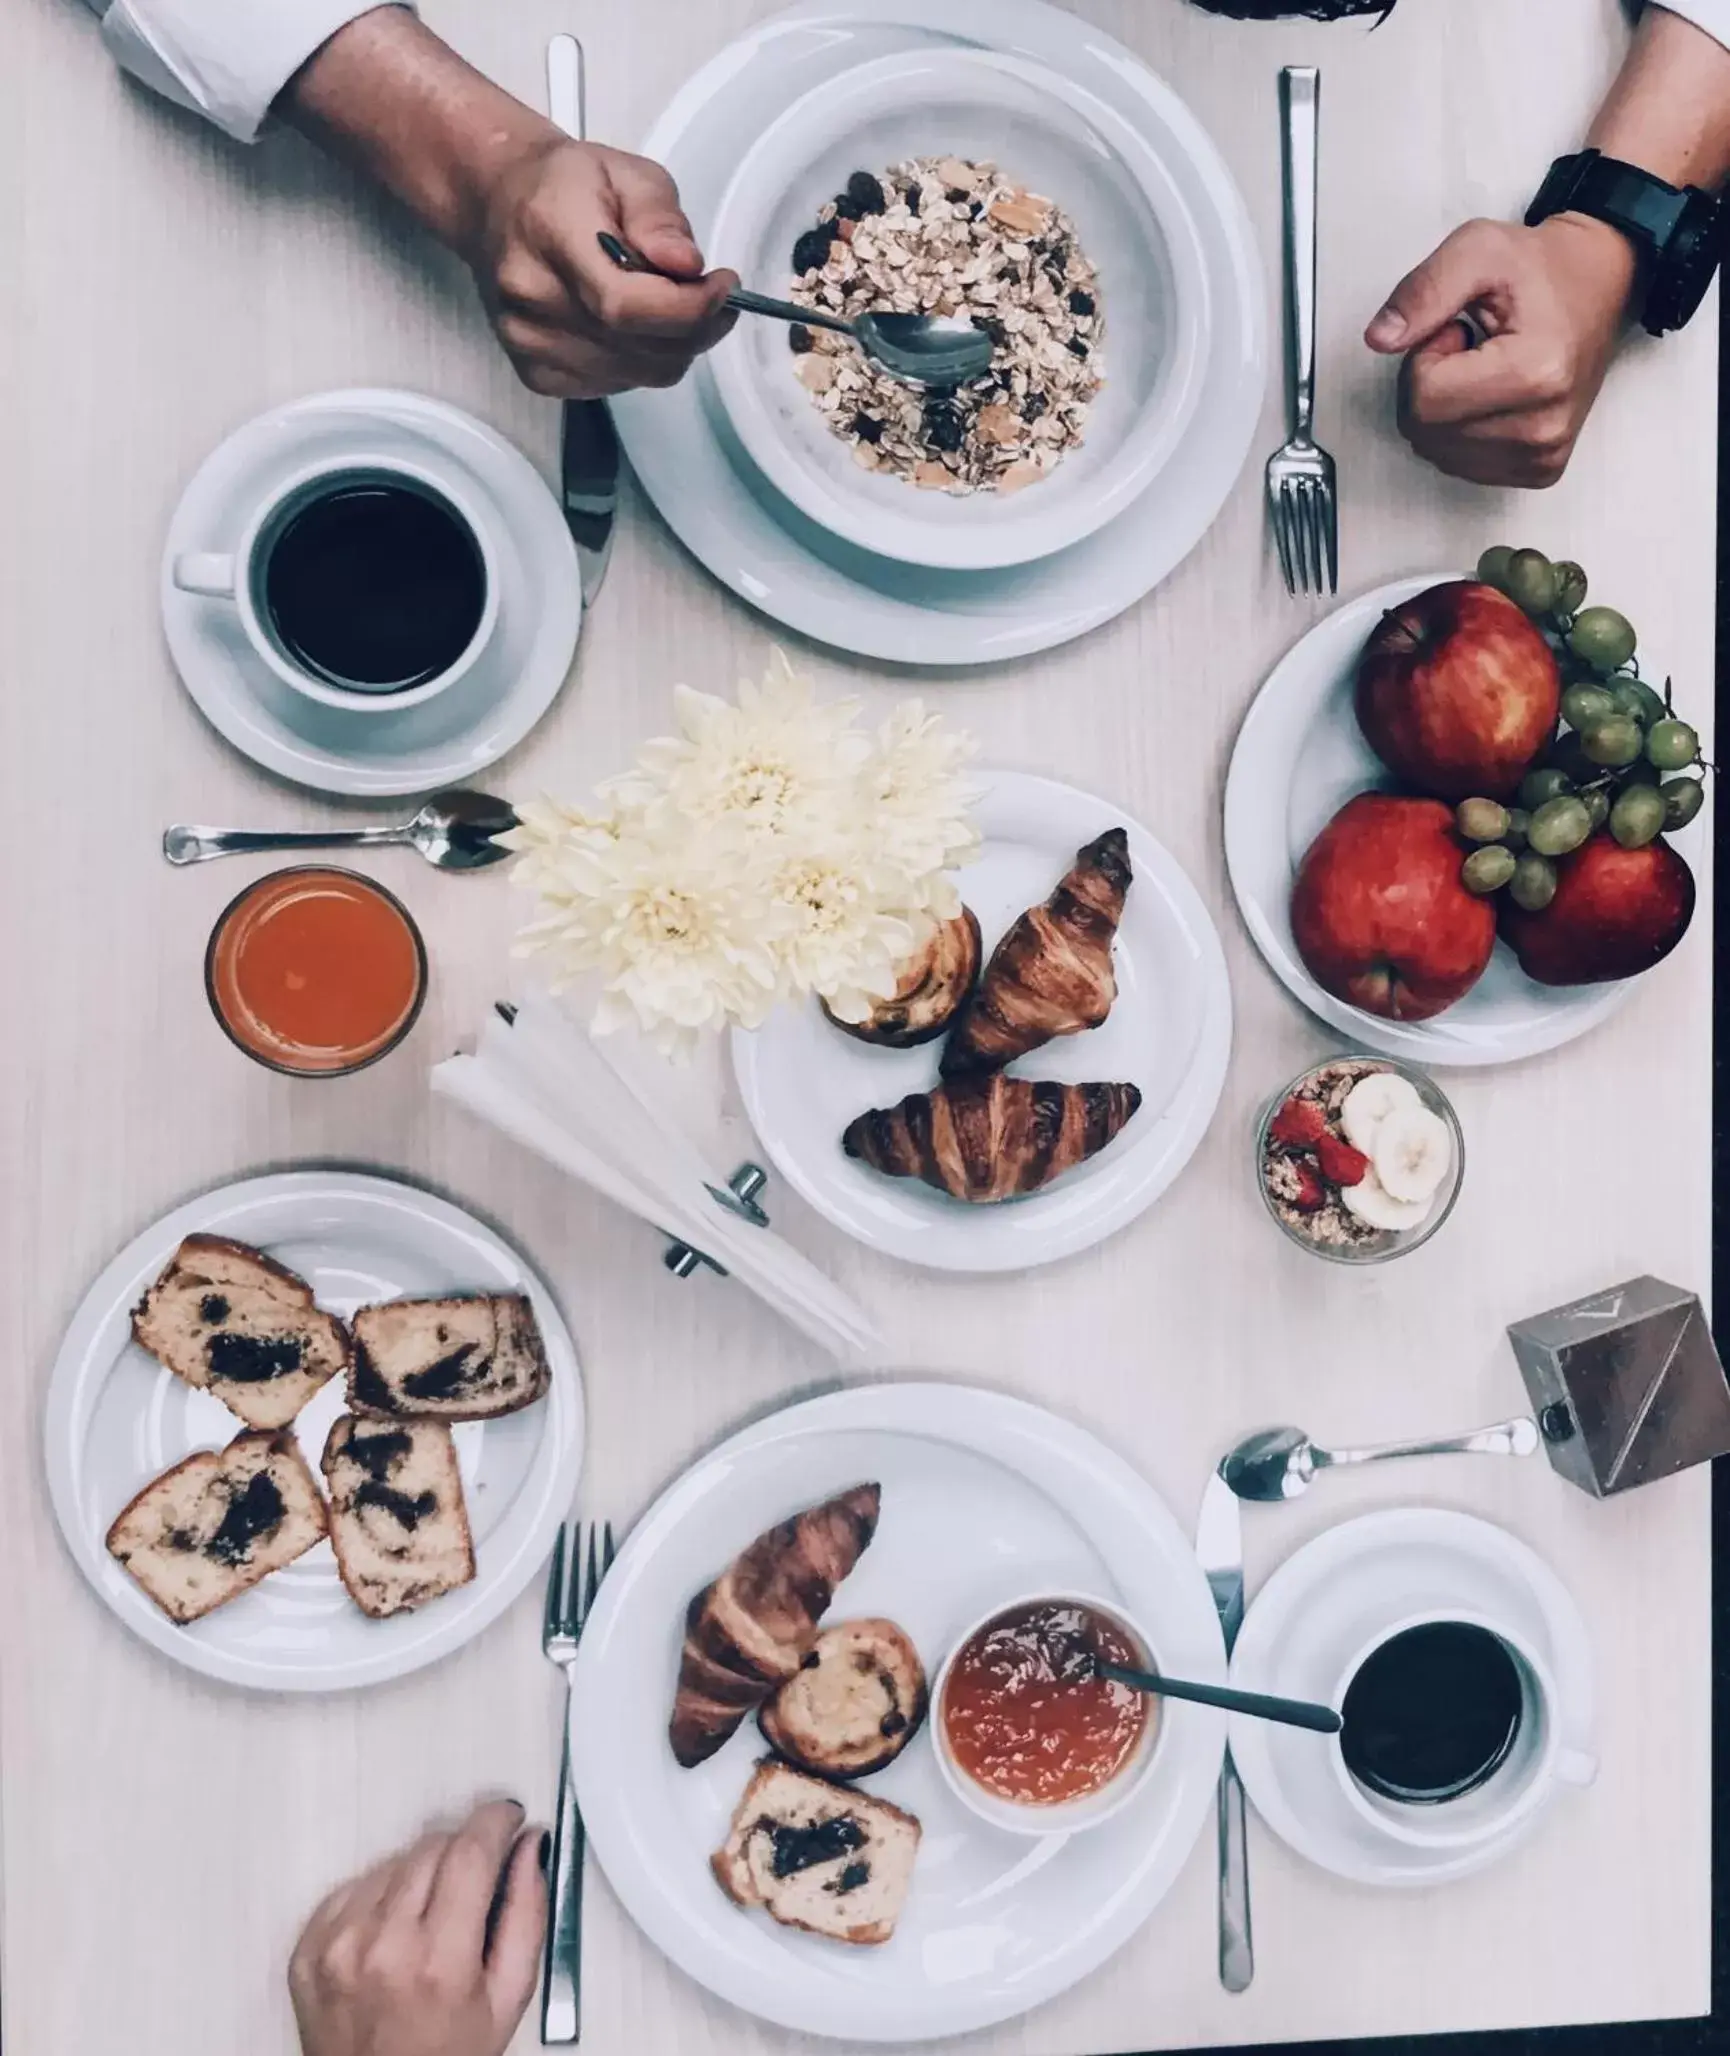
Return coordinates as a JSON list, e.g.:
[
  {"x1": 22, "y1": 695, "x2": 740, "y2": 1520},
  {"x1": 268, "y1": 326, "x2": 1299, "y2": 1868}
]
[
  {"x1": 1500, "y1": 834, "x2": 1695, "y2": 986},
  {"x1": 1356, "y1": 580, "x2": 1560, "y2": 801},
  {"x1": 1291, "y1": 792, "x2": 1496, "y2": 1020}
]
